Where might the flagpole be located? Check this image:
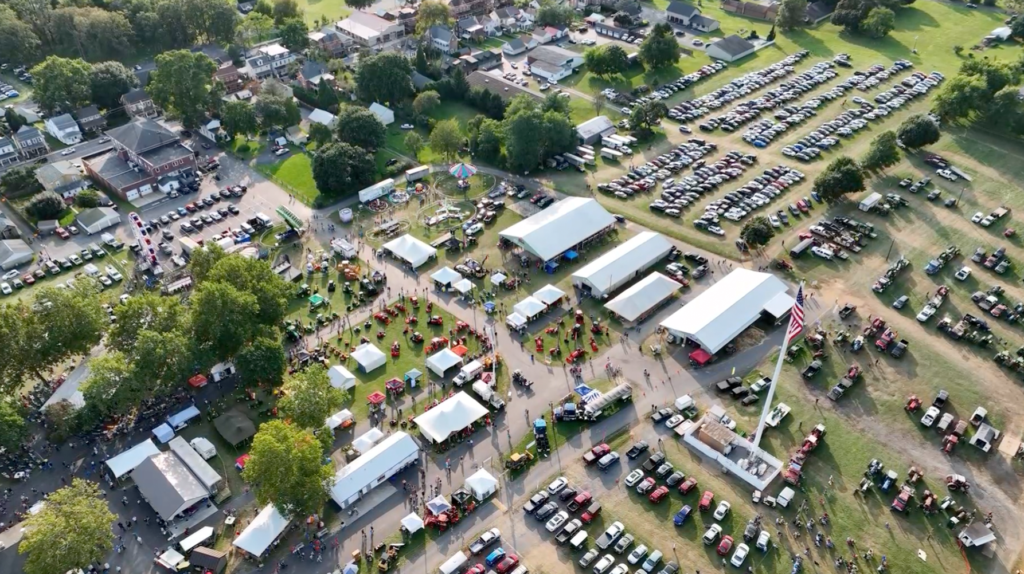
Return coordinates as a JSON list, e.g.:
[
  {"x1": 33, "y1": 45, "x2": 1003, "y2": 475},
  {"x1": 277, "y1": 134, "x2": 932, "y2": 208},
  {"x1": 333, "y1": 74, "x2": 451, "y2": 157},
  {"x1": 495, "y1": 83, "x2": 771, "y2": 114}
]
[{"x1": 751, "y1": 281, "x2": 803, "y2": 450}]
